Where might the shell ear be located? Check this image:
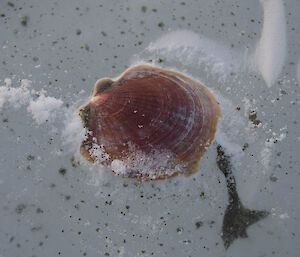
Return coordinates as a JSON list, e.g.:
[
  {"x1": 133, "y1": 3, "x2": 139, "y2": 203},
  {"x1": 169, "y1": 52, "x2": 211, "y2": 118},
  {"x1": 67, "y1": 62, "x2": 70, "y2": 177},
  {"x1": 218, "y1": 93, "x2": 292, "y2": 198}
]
[
  {"x1": 80, "y1": 142, "x2": 95, "y2": 162},
  {"x1": 78, "y1": 104, "x2": 91, "y2": 128},
  {"x1": 93, "y1": 78, "x2": 114, "y2": 96}
]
